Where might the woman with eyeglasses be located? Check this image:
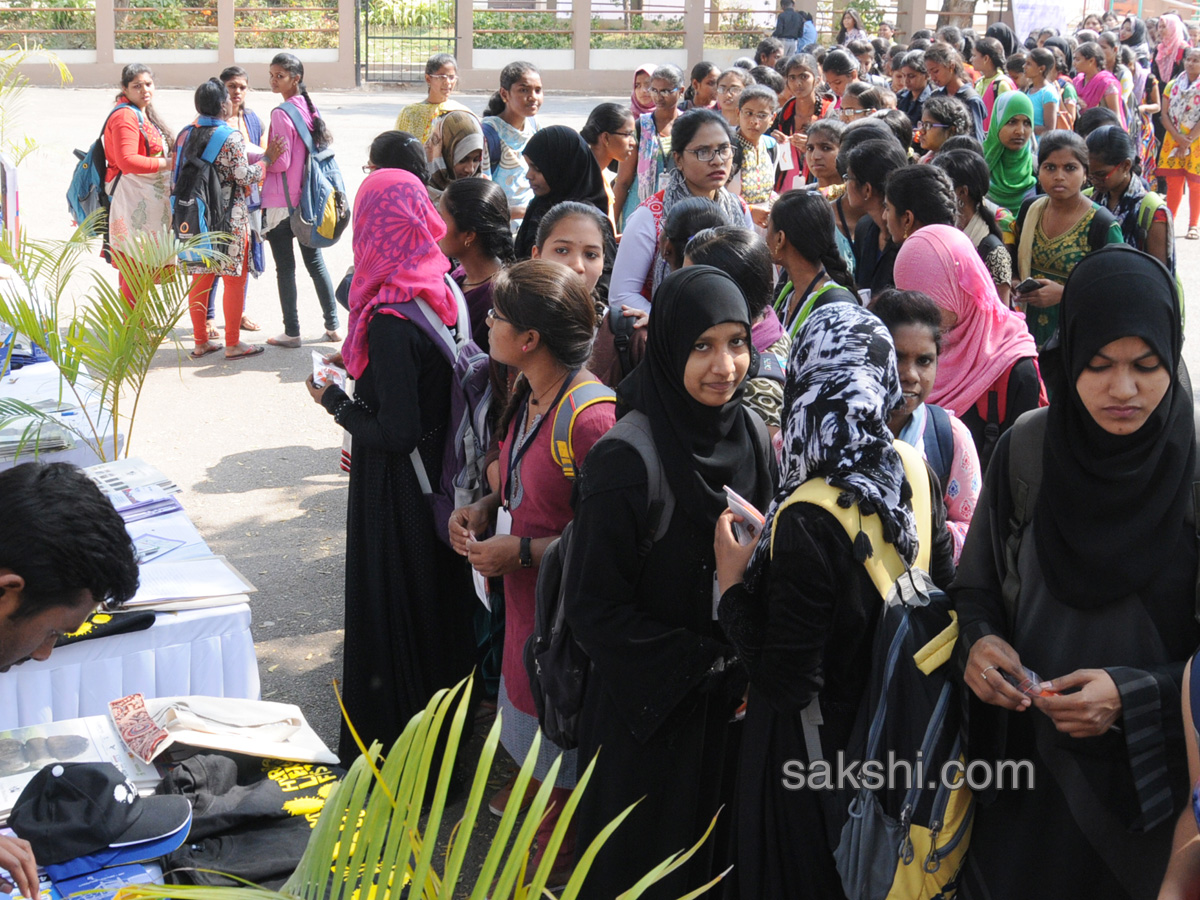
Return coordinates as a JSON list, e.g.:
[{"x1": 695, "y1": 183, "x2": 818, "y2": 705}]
[
  {"x1": 580, "y1": 102, "x2": 637, "y2": 232},
  {"x1": 916, "y1": 94, "x2": 973, "y2": 162},
  {"x1": 729, "y1": 85, "x2": 781, "y2": 229},
  {"x1": 395, "y1": 53, "x2": 469, "y2": 144},
  {"x1": 716, "y1": 67, "x2": 751, "y2": 128},
  {"x1": 770, "y1": 53, "x2": 833, "y2": 192},
  {"x1": 613, "y1": 64, "x2": 685, "y2": 230},
  {"x1": 839, "y1": 81, "x2": 886, "y2": 121},
  {"x1": 609, "y1": 109, "x2": 753, "y2": 312}
]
